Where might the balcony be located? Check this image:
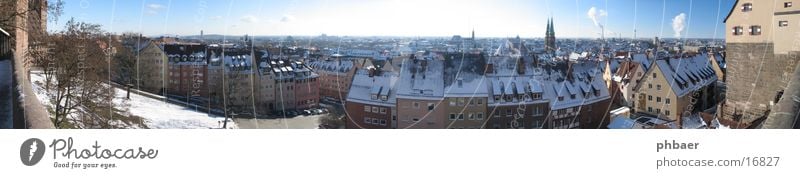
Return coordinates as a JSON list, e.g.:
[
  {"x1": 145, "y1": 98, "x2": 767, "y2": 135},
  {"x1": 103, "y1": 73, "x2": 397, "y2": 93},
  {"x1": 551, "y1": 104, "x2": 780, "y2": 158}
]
[{"x1": 0, "y1": 27, "x2": 54, "y2": 129}]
